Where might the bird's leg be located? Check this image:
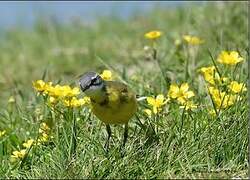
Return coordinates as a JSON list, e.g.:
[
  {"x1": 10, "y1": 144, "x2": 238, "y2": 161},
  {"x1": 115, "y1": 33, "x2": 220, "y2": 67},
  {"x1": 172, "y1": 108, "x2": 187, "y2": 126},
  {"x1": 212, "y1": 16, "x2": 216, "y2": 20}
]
[
  {"x1": 123, "y1": 123, "x2": 128, "y2": 147},
  {"x1": 119, "y1": 123, "x2": 128, "y2": 157},
  {"x1": 105, "y1": 124, "x2": 111, "y2": 152}
]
